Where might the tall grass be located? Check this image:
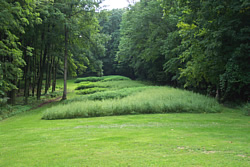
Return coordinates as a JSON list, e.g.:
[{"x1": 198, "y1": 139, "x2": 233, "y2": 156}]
[
  {"x1": 75, "y1": 80, "x2": 147, "y2": 90},
  {"x1": 42, "y1": 87, "x2": 221, "y2": 120},
  {"x1": 75, "y1": 82, "x2": 98, "y2": 90},
  {"x1": 76, "y1": 88, "x2": 107, "y2": 95},
  {"x1": 65, "y1": 87, "x2": 147, "y2": 103},
  {"x1": 75, "y1": 75, "x2": 131, "y2": 83}
]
